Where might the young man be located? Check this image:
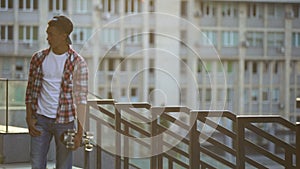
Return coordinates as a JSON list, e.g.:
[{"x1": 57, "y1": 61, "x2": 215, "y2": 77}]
[{"x1": 25, "y1": 15, "x2": 88, "y2": 169}]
